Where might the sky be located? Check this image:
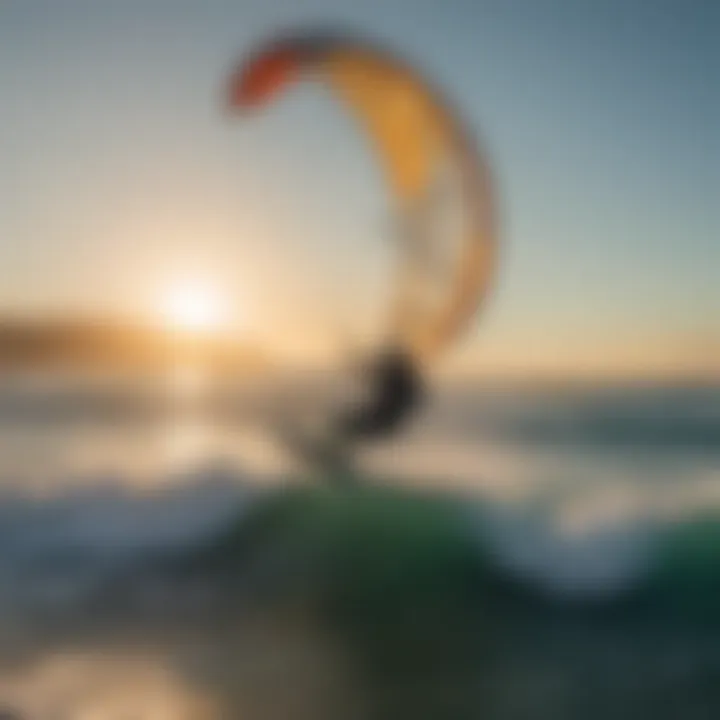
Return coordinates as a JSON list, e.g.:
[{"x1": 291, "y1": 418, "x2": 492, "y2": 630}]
[{"x1": 0, "y1": 0, "x2": 717, "y2": 378}]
